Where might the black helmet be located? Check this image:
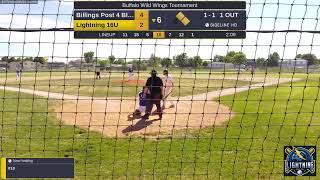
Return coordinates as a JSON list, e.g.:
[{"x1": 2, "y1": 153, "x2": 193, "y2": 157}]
[{"x1": 151, "y1": 69, "x2": 157, "y2": 76}]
